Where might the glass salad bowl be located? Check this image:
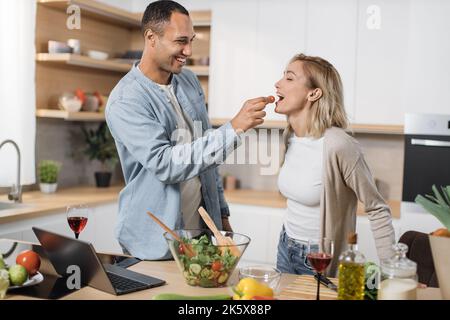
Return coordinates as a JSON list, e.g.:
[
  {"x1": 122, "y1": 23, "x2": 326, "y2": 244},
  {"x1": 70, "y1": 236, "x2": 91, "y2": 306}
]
[
  {"x1": 164, "y1": 229, "x2": 251, "y2": 288},
  {"x1": 238, "y1": 265, "x2": 282, "y2": 293}
]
